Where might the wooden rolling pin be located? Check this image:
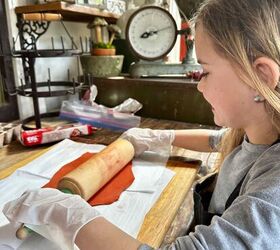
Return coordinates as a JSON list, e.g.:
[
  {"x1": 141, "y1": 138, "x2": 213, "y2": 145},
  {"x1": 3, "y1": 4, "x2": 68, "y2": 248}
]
[
  {"x1": 22, "y1": 13, "x2": 62, "y2": 22},
  {"x1": 57, "y1": 138, "x2": 135, "y2": 200},
  {"x1": 16, "y1": 138, "x2": 135, "y2": 240}
]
